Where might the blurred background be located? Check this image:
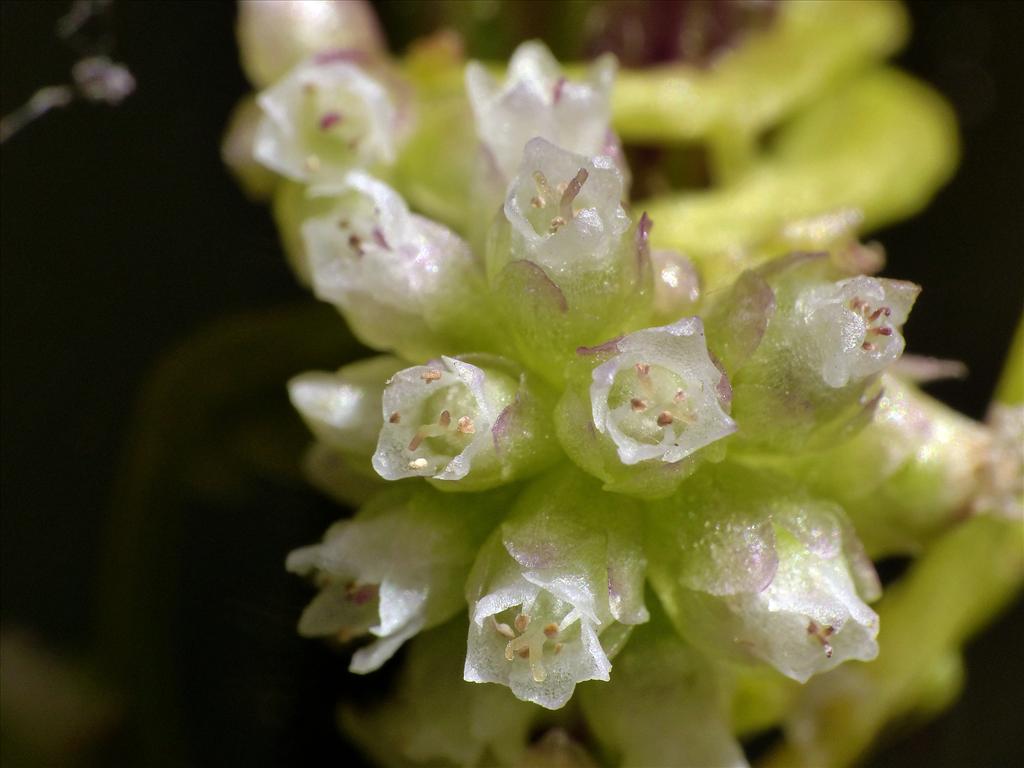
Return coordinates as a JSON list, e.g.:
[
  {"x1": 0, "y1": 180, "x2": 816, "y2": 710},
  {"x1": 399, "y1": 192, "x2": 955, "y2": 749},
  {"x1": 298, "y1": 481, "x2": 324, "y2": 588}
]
[{"x1": 1, "y1": 1, "x2": 1022, "y2": 765}]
